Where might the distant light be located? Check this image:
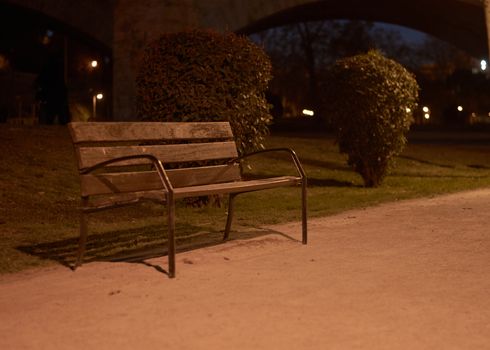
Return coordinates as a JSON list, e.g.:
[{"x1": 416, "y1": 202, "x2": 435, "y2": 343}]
[
  {"x1": 471, "y1": 113, "x2": 476, "y2": 118},
  {"x1": 488, "y1": 112, "x2": 490, "y2": 118},
  {"x1": 481, "y1": 60, "x2": 487, "y2": 71},
  {"x1": 422, "y1": 106, "x2": 429, "y2": 113},
  {"x1": 46, "y1": 29, "x2": 54, "y2": 38},
  {"x1": 96, "y1": 93, "x2": 103, "y2": 100},
  {"x1": 0, "y1": 54, "x2": 9, "y2": 70},
  {"x1": 424, "y1": 113, "x2": 430, "y2": 120},
  {"x1": 405, "y1": 107, "x2": 411, "y2": 113},
  {"x1": 302, "y1": 109, "x2": 314, "y2": 117},
  {"x1": 90, "y1": 60, "x2": 98, "y2": 68},
  {"x1": 457, "y1": 105, "x2": 463, "y2": 112}
]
